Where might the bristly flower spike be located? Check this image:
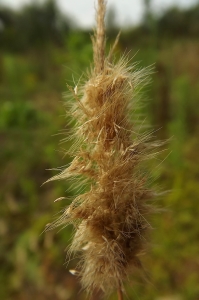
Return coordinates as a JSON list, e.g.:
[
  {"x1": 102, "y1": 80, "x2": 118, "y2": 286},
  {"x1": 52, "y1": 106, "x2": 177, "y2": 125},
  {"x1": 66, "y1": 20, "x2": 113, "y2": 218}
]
[{"x1": 46, "y1": 0, "x2": 159, "y2": 298}]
